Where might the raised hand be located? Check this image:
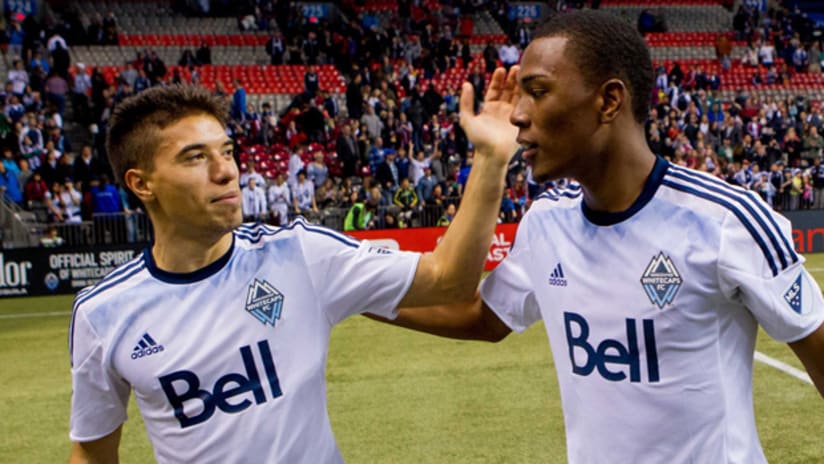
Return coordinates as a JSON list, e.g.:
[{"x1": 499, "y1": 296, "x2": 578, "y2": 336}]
[{"x1": 459, "y1": 66, "x2": 521, "y2": 164}]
